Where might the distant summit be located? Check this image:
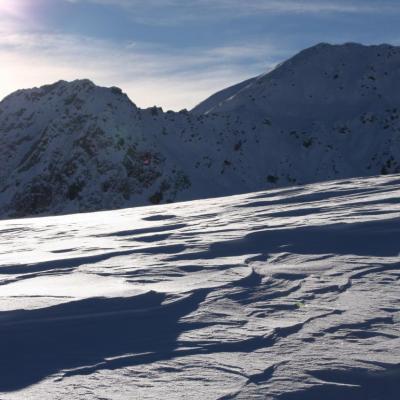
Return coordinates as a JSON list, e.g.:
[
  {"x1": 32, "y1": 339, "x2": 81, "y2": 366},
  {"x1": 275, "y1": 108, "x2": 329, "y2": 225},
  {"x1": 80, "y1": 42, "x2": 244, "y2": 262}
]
[
  {"x1": 1, "y1": 43, "x2": 400, "y2": 218},
  {"x1": 192, "y1": 42, "x2": 400, "y2": 114}
]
